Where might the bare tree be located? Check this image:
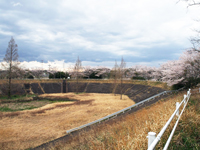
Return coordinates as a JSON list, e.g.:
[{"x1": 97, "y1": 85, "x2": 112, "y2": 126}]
[
  {"x1": 73, "y1": 56, "x2": 83, "y2": 94},
  {"x1": 180, "y1": 0, "x2": 200, "y2": 6},
  {"x1": 119, "y1": 57, "x2": 126, "y2": 99},
  {"x1": 179, "y1": 0, "x2": 200, "y2": 51},
  {"x1": 1, "y1": 37, "x2": 20, "y2": 98},
  {"x1": 111, "y1": 60, "x2": 119, "y2": 95}
]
